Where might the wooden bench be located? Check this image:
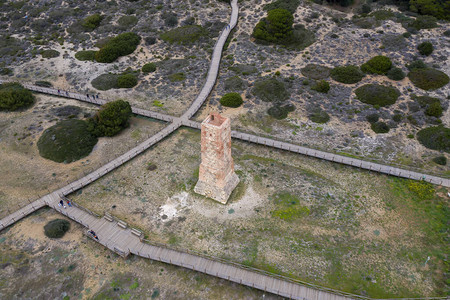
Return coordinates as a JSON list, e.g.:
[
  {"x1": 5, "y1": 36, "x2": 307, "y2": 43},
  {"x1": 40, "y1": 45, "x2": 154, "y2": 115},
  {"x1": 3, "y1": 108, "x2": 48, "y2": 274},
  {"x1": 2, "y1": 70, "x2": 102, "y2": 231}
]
[
  {"x1": 117, "y1": 220, "x2": 127, "y2": 229},
  {"x1": 104, "y1": 213, "x2": 113, "y2": 222},
  {"x1": 131, "y1": 228, "x2": 142, "y2": 238}
]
